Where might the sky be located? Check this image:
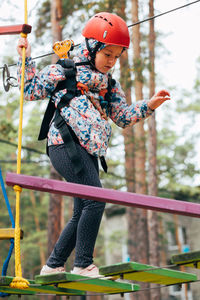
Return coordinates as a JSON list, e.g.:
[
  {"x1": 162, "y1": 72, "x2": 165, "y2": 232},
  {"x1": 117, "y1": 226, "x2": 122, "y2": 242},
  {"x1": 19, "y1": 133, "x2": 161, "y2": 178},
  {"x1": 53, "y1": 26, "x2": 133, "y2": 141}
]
[
  {"x1": 0, "y1": 0, "x2": 200, "y2": 183},
  {"x1": 155, "y1": 0, "x2": 200, "y2": 91}
]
